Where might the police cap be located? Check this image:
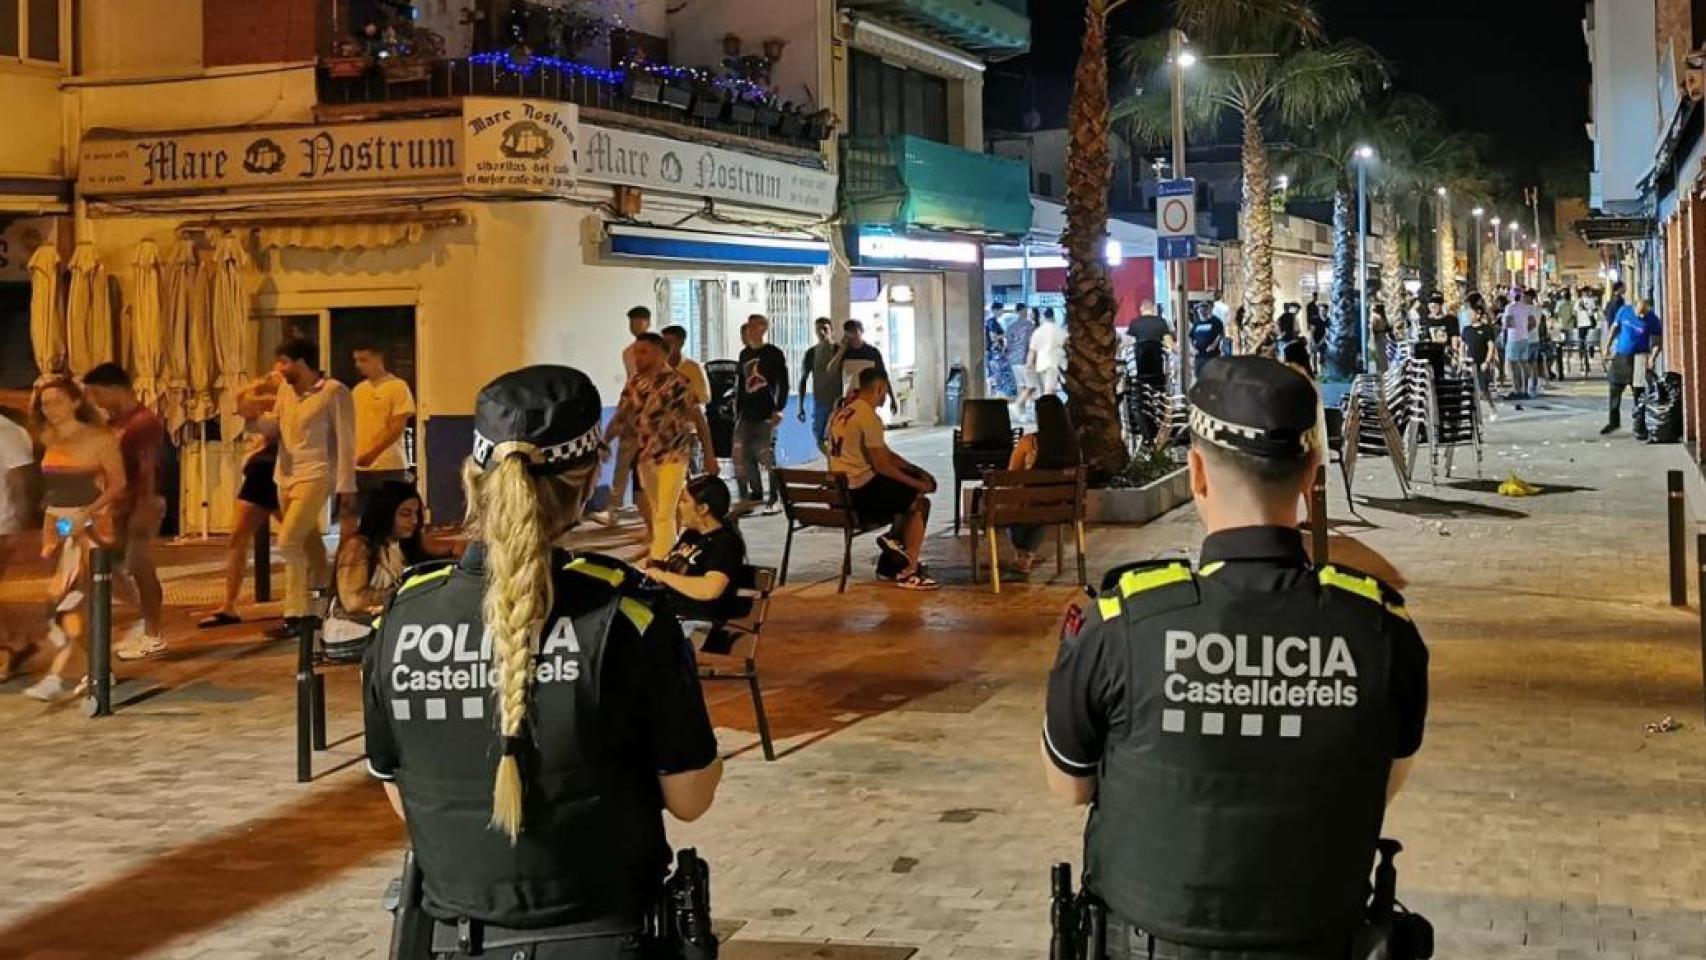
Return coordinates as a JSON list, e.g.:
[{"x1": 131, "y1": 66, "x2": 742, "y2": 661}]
[
  {"x1": 1187, "y1": 356, "x2": 1318, "y2": 461},
  {"x1": 472, "y1": 365, "x2": 603, "y2": 474}
]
